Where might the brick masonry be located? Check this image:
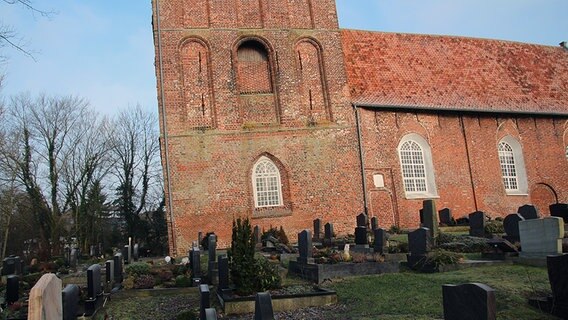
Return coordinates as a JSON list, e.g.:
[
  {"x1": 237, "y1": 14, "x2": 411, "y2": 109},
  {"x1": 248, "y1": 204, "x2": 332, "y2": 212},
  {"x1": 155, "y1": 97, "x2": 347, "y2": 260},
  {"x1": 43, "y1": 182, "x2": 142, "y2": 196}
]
[{"x1": 153, "y1": 0, "x2": 568, "y2": 255}]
